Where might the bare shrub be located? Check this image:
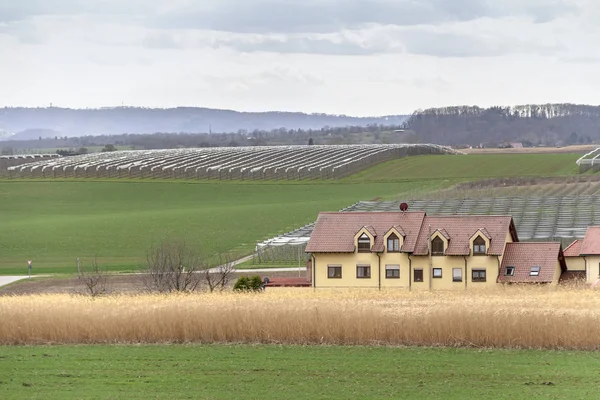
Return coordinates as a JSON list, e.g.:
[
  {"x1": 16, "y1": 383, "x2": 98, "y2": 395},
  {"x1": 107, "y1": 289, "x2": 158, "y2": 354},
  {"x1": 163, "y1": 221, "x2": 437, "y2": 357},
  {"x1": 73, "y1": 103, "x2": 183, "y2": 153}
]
[
  {"x1": 142, "y1": 239, "x2": 203, "y2": 293},
  {"x1": 203, "y1": 254, "x2": 235, "y2": 292},
  {"x1": 76, "y1": 257, "x2": 108, "y2": 297}
]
